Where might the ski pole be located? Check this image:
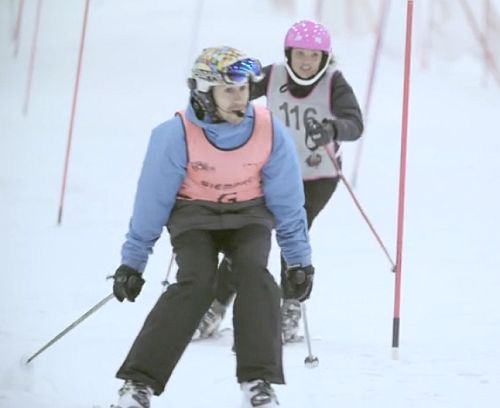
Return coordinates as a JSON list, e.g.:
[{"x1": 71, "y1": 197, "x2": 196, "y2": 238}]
[
  {"x1": 24, "y1": 293, "x2": 114, "y2": 365},
  {"x1": 161, "y1": 251, "x2": 176, "y2": 292},
  {"x1": 301, "y1": 302, "x2": 319, "y2": 368},
  {"x1": 324, "y1": 145, "x2": 396, "y2": 270}
]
